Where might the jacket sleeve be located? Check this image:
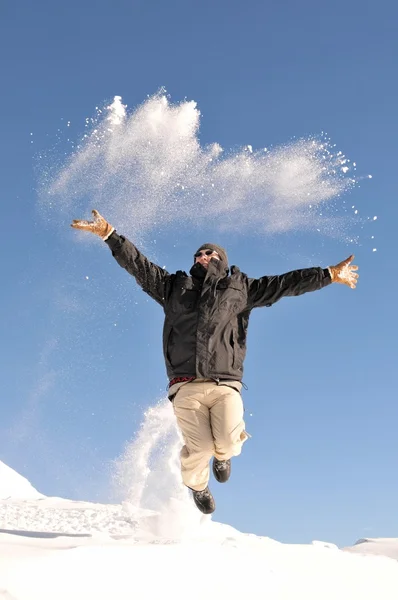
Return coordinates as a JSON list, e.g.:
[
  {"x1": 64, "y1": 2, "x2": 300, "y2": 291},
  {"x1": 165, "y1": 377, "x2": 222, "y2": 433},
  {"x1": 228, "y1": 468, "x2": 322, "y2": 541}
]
[
  {"x1": 247, "y1": 267, "x2": 332, "y2": 309},
  {"x1": 105, "y1": 232, "x2": 170, "y2": 307}
]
